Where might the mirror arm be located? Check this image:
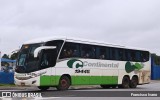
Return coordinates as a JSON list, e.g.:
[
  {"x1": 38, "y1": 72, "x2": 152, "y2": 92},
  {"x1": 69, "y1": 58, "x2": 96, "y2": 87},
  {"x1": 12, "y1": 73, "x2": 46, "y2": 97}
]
[{"x1": 34, "y1": 46, "x2": 56, "y2": 58}]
